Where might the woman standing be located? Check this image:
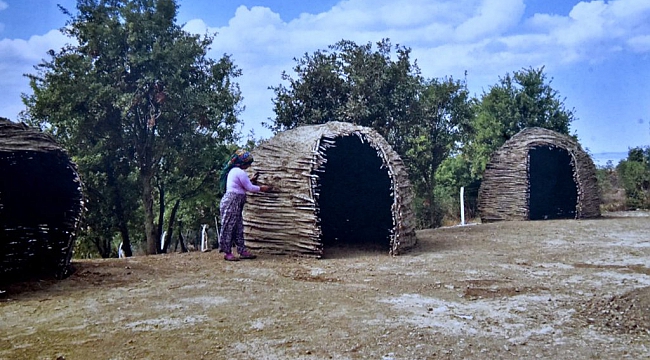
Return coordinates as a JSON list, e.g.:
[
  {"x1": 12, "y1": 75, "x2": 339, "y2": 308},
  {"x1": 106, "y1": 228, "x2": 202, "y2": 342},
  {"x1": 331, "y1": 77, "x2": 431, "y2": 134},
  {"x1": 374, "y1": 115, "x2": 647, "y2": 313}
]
[{"x1": 218, "y1": 149, "x2": 272, "y2": 261}]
